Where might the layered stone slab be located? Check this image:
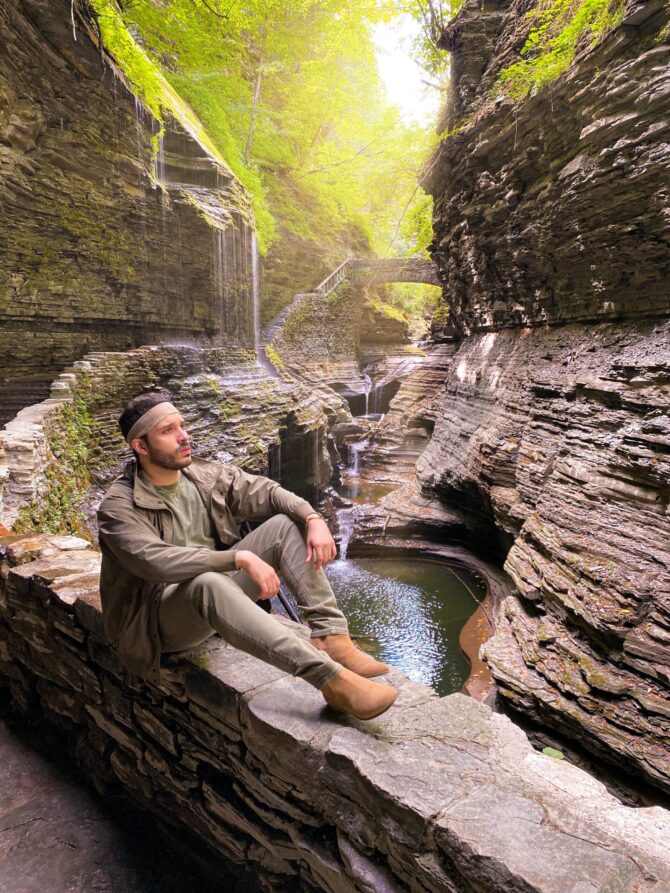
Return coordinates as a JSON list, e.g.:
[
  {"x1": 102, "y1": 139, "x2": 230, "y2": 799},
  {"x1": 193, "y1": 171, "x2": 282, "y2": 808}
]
[{"x1": 1, "y1": 533, "x2": 669, "y2": 892}]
